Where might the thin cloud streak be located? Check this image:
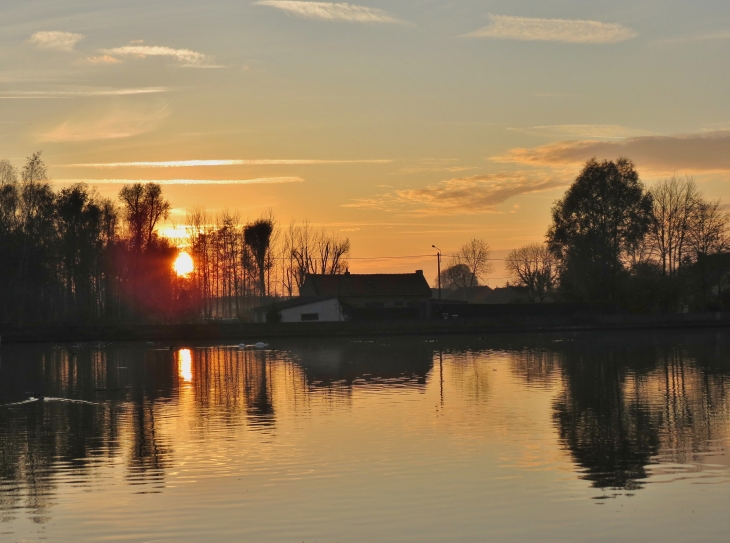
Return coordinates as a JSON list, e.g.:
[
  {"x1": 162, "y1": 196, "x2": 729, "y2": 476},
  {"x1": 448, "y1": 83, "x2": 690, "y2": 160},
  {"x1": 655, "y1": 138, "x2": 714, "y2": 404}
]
[
  {"x1": 508, "y1": 124, "x2": 653, "y2": 139},
  {"x1": 52, "y1": 177, "x2": 304, "y2": 185},
  {"x1": 62, "y1": 159, "x2": 393, "y2": 167},
  {"x1": 467, "y1": 14, "x2": 636, "y2": 43},
  {"x1": 0, "y1": 88, "x2": 167, "y2": 99},
  {"x1": 655, "y1": 29, "x2": 730, "y2": 45},
  {"x1": 100, "y1": 45, "x2": 208, "y2": 66},
  {"x1": 493, "y1": 130, "x2": 730, "y2": 174},
  {"x1": 29, "y1": 31, "x2": 84, "y2": 51},
  {"x1": 254, "y1": 1, "x2": 400, "y2": 23}
]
